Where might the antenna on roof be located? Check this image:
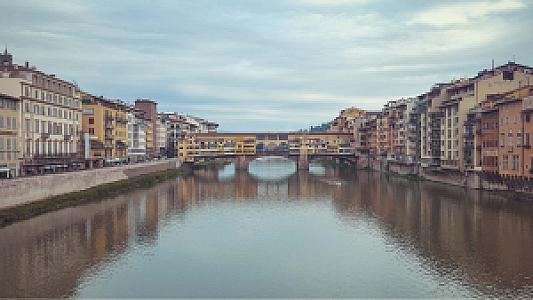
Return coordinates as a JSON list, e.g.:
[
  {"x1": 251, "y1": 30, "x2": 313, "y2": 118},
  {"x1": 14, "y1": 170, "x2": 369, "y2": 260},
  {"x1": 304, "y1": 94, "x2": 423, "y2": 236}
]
[
  {"x1": 3, "y1": 44, "x2": 7, "y2": 55},
  {"x1": 491, "y1": 59, "x2": 494, "y2": 71},
  {"x1": 513, "y1": 54, "x2": 516, "y2": 62}
]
